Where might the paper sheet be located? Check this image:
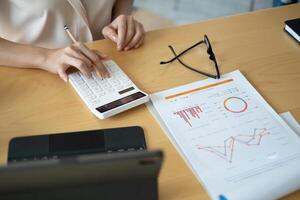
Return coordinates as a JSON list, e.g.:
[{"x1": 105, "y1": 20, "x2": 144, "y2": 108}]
[
  {"x1": 148, "y1": 70, "x2": 300, "y2": 200},
  {"x1": 280, "y1": 112, "x2": 300, "y2": 137}
]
